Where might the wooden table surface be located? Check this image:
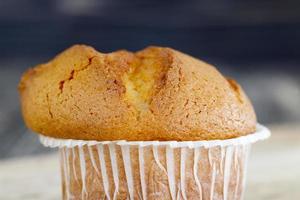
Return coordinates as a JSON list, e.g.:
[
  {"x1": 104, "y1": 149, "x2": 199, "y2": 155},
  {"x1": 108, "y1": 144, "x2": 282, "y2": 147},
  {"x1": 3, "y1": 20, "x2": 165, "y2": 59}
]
[{"x1": 0, "y1": 125, "x2": 299, "y2": 200}]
